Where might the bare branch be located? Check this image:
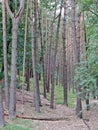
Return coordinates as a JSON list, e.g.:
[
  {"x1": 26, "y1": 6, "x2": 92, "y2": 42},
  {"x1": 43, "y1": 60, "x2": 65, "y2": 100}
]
[
  {"x1": 16, "y1": 0, "x2": 24, "y2": 19},
  {"x1": 5, "y1": 0, "x2": 14, "y2": 19},
  {"x1": 88, "y1": 8, "x2": 98, "y2": 17}
]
